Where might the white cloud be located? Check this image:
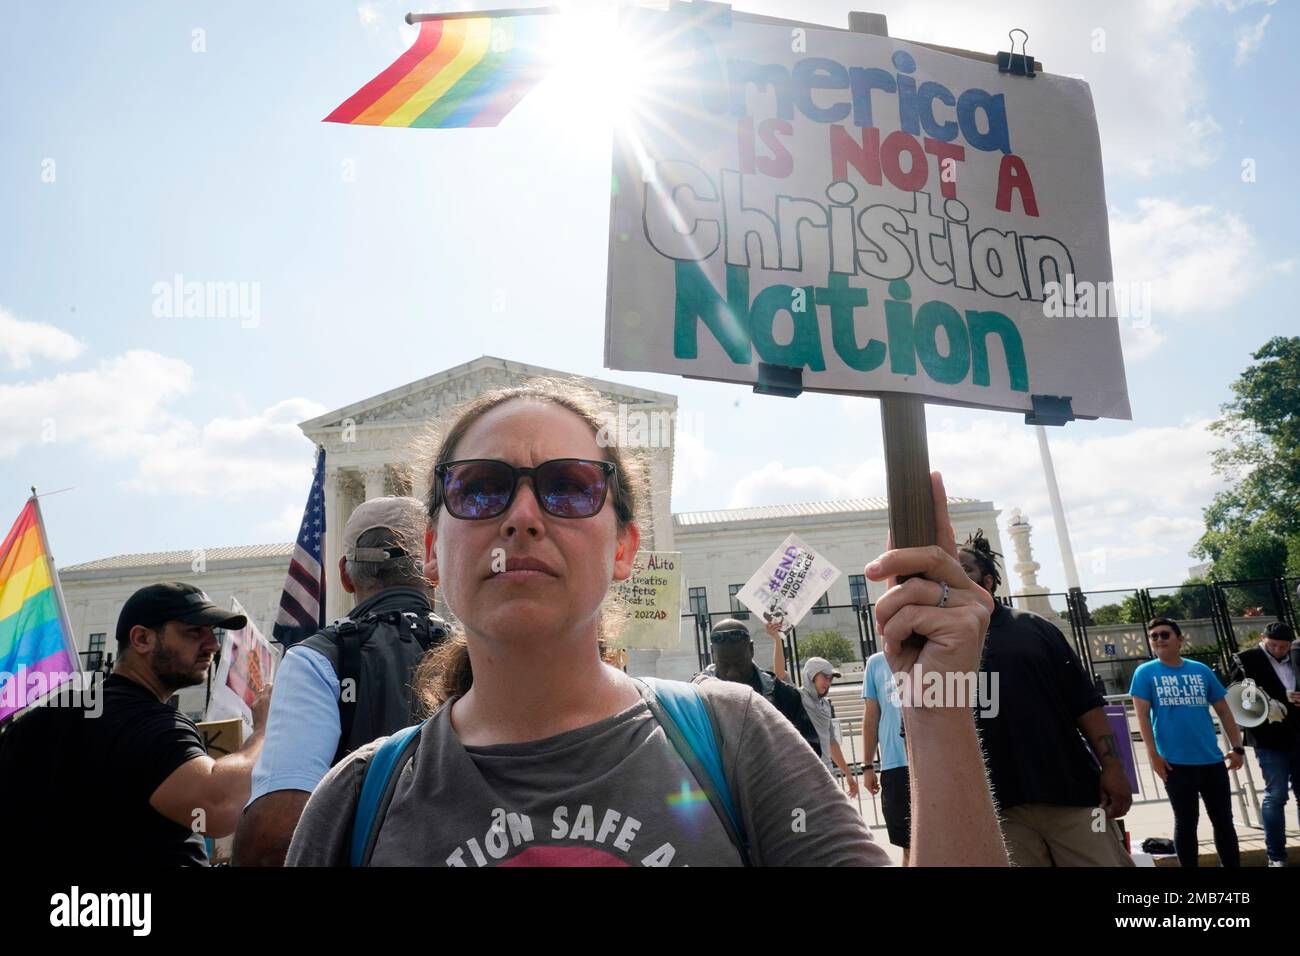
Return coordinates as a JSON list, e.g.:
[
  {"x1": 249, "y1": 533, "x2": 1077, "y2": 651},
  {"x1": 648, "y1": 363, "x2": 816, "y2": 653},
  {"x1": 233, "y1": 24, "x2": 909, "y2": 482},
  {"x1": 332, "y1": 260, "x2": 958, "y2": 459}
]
[
  {"x1": 0, "y1": 350, "x2": 192, "y2": 457},
  {"x1": 1234, "y1": 13, "x2": 1271, "y2": 65},
  {"x1": 1212, "y1": 0, "x2": 1276, "y2": 13},
  {"x1": 814, "y1": 0, "x2": 1221, "y2": 178},
  {"x1": 726, "y1": 455, "x2": 886, "y2": 508},
  {"x1": 264, "y1": 503, "x2": 311, "y2": 539},
  {"x1": 122, "y1": 397, "x2": 327, "y2": 498},
  {"x1": 708, "y1": 413, "x2": 1230, "y2": 591},
  {"x1": 670, "y1": 426, "x2": 717, "y2": 501},
  {"x1": 1107, "y1": 198, "x2": 1289, "y2": 359},
  {"x1": 0, "y1": 307, "x2": 85, "y2": 369},
  {"x1": 926, "y1": 416, "x2": 1229, "y2": 591},
  {"x1": 0, "y1": 344, "x2": 325, "y2": 499}
]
